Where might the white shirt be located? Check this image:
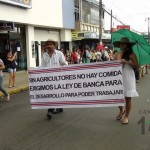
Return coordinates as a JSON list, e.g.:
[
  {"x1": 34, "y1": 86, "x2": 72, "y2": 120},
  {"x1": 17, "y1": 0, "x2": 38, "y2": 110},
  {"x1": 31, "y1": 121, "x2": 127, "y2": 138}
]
[
  {"x1": 104, "y1": 50, "x2": 109, "y2": 58},
  {"x1": 41, "y1": 50, "x2": 68, "y2": 67},
  {"x1": 96, "y1": 51, "x2": 102, "y2": 60},
  {"x1": 0, "y1": 59, "x2": 4, "y2": 76}
]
